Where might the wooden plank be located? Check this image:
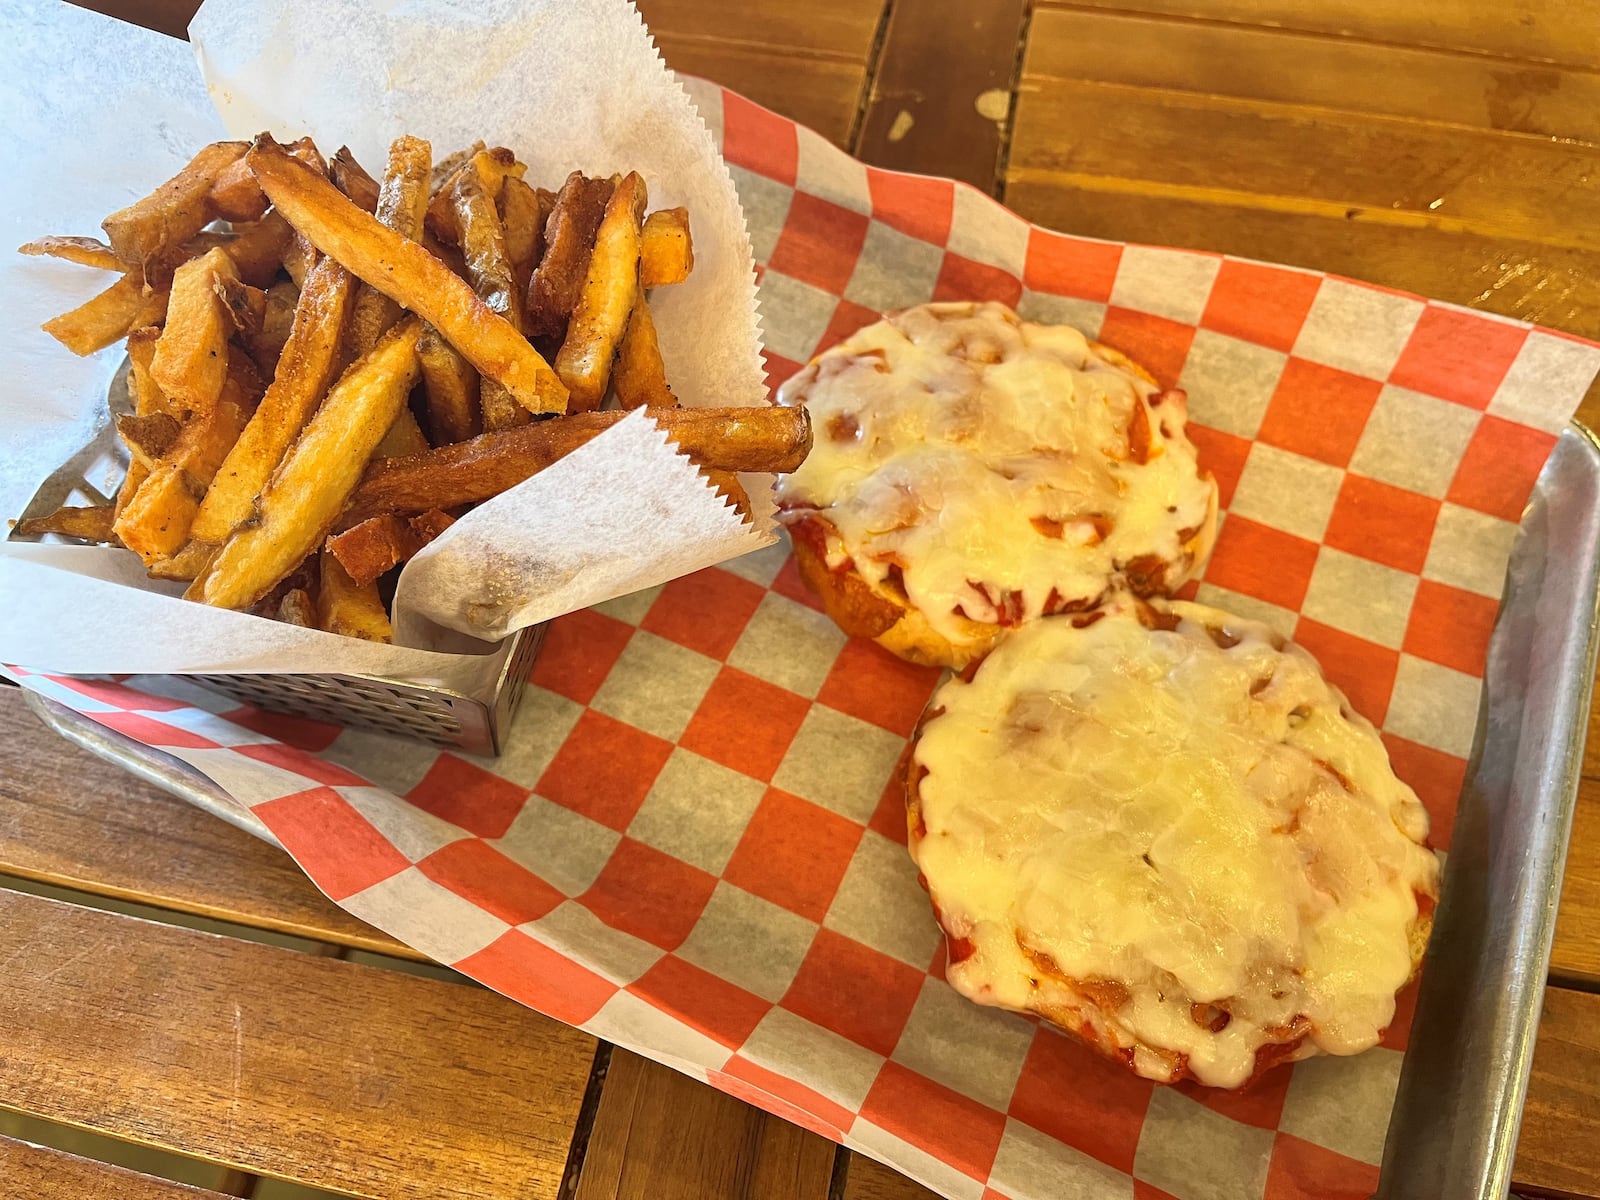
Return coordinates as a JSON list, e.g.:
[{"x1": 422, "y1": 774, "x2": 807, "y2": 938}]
[
  {"x1": 1034, "y1": 0, "x2": 1600, "y2": 71},
  {"x1": 574, "y1": 1050, "x2": 836, "y2": 1200},
  {"x1": 1553, "y1": 777, "x2": 1600, "y2": 989},
  {"x1": 67, "y1": 0, "x2": 197, "y2": 38},
  {"x1": 638, "y1": 0, "x2": 881, "y2": 62},
  {"x1": 0, "y1": 689, "x2": 420, "y2": 959},
  {"x1": 654, "y1": 37, "x2": 868, "y2": 147},
  {"x1": 1025, "y1": 7, "x2": 1600, "y2": 140},
  {"x1": 1516, "y1": 986, "x2": 1600, "y2": 1196},
  {"x1": 854, "y1": 0, "x2": 1030, "y2": 191},
  {"x1": 0, "y1": 1134, "x2": 230, "y2": 1199},
  {"x1": 0, "y1": 887, "x2": 596, "y2": 1200},
  {"x1": 1009, "y1": 80, "x2": 1600, "y2": 253},
  {"x1": 842, "y1": 1154, "x2": 940, "y2": 1200}
]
